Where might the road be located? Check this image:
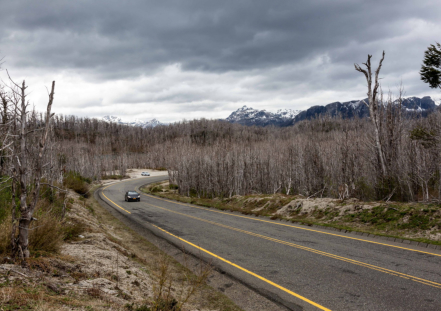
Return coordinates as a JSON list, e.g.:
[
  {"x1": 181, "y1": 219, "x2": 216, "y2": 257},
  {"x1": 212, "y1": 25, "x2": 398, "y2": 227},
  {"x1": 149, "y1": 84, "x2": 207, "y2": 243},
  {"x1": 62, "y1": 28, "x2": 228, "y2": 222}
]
[{"x1": 97, "y1": 175, "x2": 441, "y2": 310}]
